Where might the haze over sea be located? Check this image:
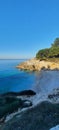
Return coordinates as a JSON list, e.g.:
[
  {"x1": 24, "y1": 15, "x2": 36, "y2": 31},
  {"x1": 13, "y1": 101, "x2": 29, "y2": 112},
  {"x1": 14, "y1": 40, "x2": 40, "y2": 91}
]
[{"x1": 0, "y1": 59, "x2": 36, "y2": 94}]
